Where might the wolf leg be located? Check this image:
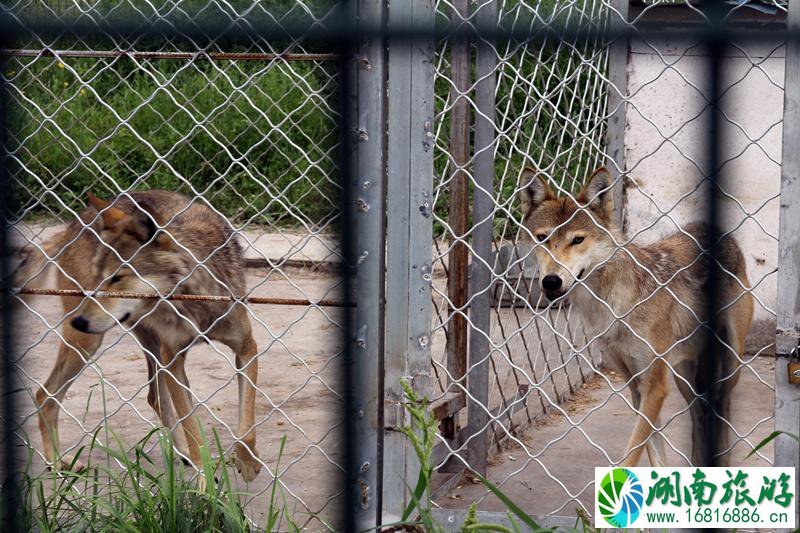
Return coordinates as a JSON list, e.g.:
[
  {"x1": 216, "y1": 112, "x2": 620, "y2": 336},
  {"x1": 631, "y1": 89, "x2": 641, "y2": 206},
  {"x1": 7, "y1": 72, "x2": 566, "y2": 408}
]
[
  {"x1": 160, "y1": 346, "x2": 203, "y2": 473},
  {"x1": 712, "y1": 326, "x2": 745, "y2": 467},
  {"x1": 674, "y1": 359, "x2": 706, "y2": 466},
  {"x1": 611, "y1": 355, "x2": 666, "y2": 466},
  {"x1": 645, "y1": 410, "x2": 667, "y2": 467},
  {"x1": 677, "y1": 339, "x2": 742, "y2": 467},
  {"x1": 35, "y1": 323, "x2": 102, "y2": 472},
  {"x1": 214, "y1": 305, "x2": 261, "y2": 482},
  {"x1": 630, "y1": 383, "x2": 666, "y2": 467},
  {"x1": 621, "y1": 359, "x2": 669, "y2": 468},
  {"x1": 155, "y1": 368, "x2": 191, "y2": 460},
  {"x1": 232, "y1": 335, "x2": 261, "y2": 482},
  {"x1": 137, "y1": 332, "x2": 190, "y2": 459},
  {"x1": 627, "y1": 379, "x2": 666, "y2": 467}
]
